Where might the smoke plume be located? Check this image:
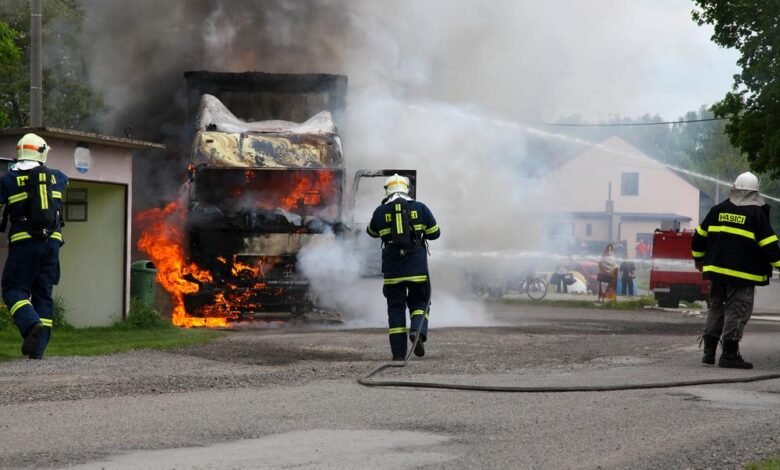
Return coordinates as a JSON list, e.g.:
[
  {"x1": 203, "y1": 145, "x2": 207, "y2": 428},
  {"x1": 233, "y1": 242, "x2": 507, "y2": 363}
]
[{"x1": 73, "y1": 0, "x2": 734, "y2": 324}]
